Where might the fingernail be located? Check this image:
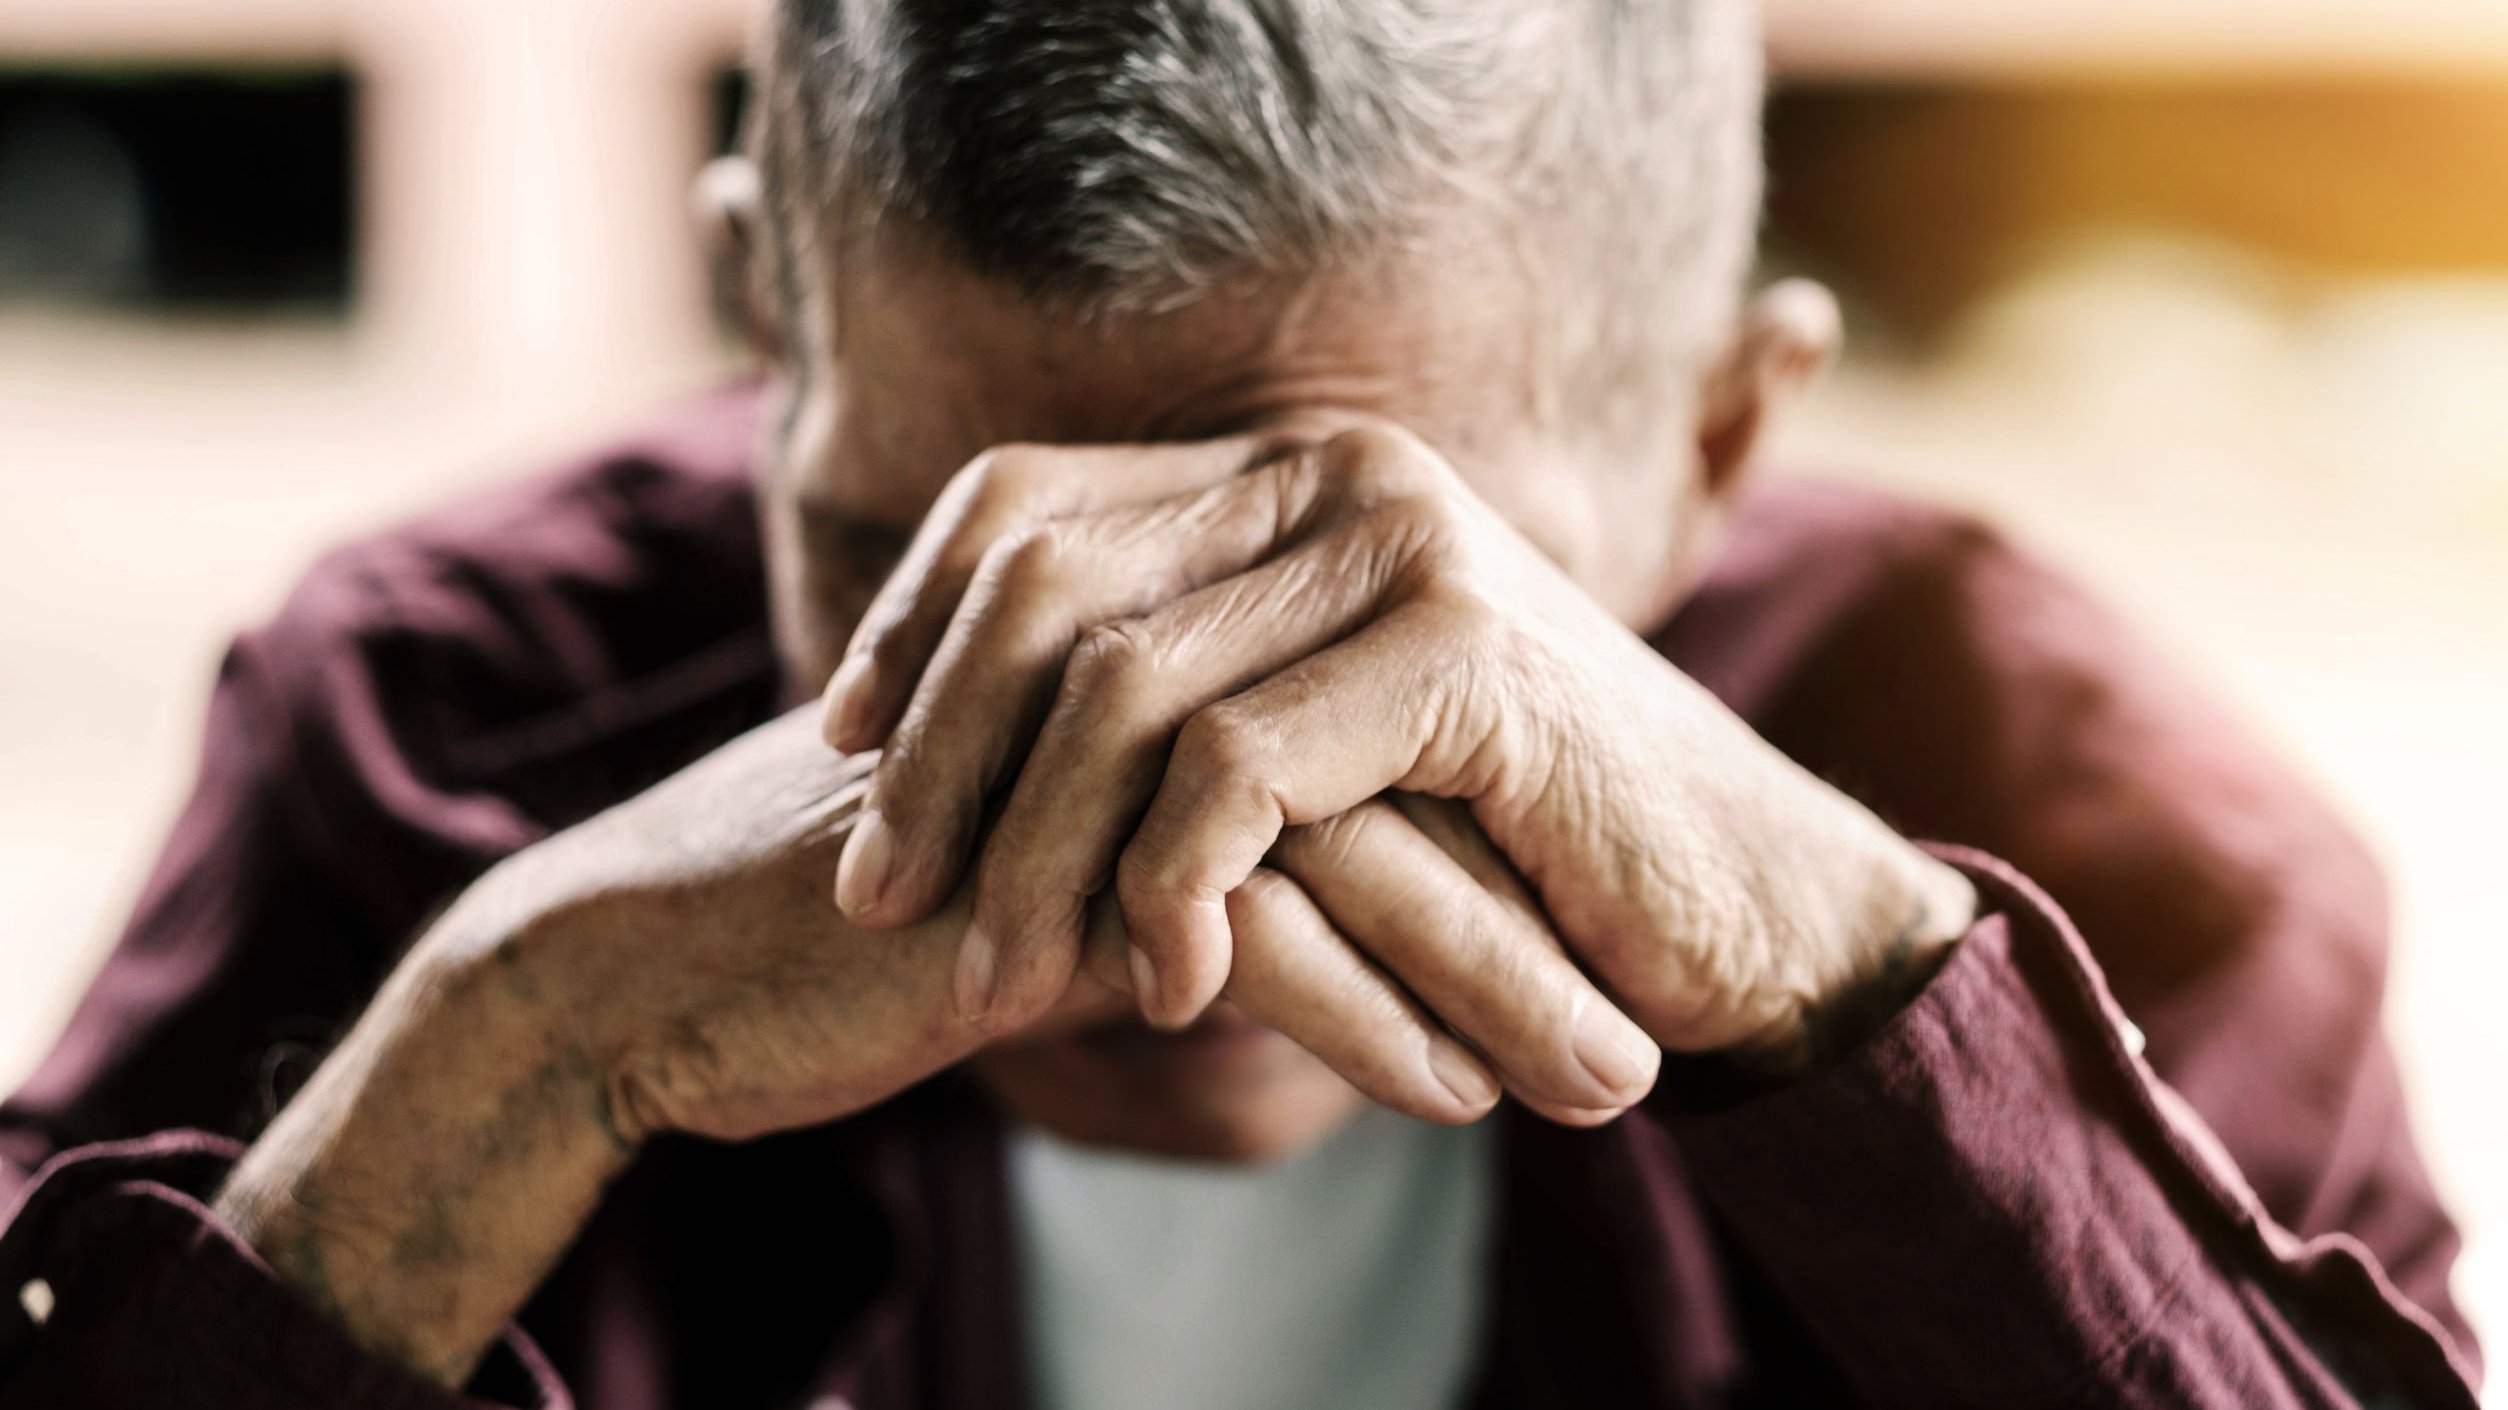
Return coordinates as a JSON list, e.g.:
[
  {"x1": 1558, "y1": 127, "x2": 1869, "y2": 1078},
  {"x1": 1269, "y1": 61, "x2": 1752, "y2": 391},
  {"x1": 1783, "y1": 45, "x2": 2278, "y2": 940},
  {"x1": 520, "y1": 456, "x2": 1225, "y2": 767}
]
[
  {"x1": 1428, "y1": 1038, "x2": 1501, "y2": 1111},
  {"x1": 836, "y1": 810, "x2": 895, "y2": 918},
  {"x1": 822, "y1": 653, "x2": 874, "y2": 746},
  {"x1": 955, "y1": 923, "x2": 999, "y2": 1024},
  {"x1": 1127, "y1": 945, "x2": 1162, "y2": 1017},
  {"x1": 1574, "y1": 1006, "x2": 1659, "y2": 1100}
]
